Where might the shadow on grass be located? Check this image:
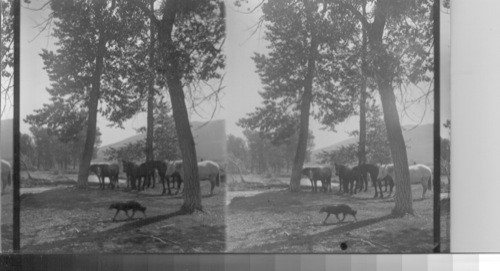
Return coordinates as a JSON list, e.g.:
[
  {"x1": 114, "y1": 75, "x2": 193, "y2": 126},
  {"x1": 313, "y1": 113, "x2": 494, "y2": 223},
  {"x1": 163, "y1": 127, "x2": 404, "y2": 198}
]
[
  {"x1": 237, "y1": 214, "x2": 395, "y2": 252},
  {"x1": 365, "y1": 227, "x2": 433, "y2": 253},
  {"x1": 22, "y1": 210, "x2": 186, "y2": 252},
  {"x1": 21, "y1": 210, "x2": 187, "y2": 252}
]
